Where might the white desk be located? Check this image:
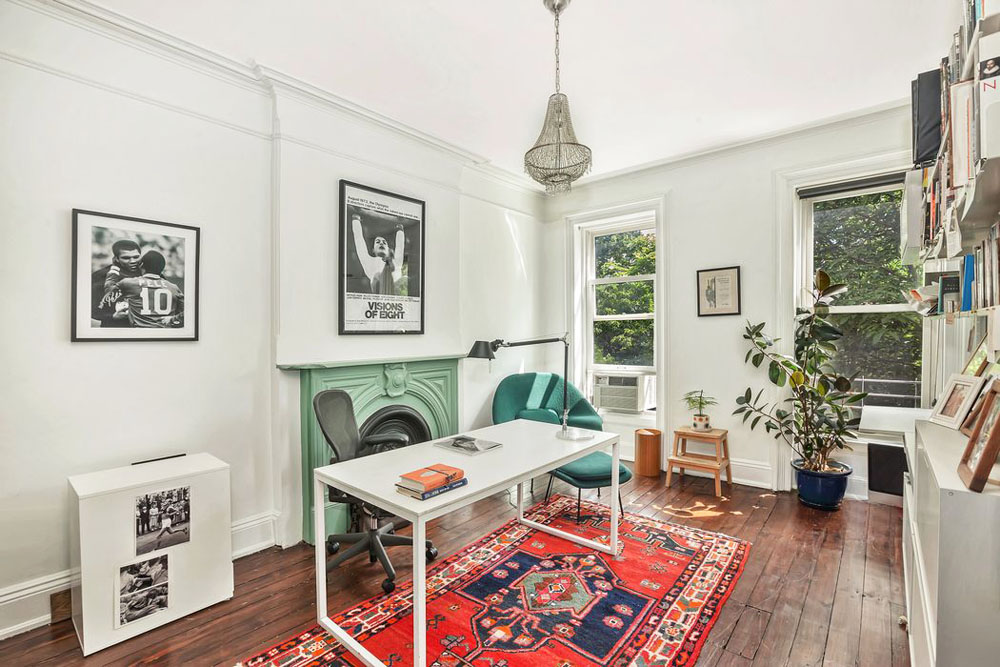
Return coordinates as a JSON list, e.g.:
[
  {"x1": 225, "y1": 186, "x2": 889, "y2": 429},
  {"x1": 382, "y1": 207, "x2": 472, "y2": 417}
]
[{"x1": 313, "y1": 419, "x2": 621, "y2": 667}]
